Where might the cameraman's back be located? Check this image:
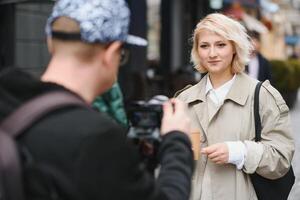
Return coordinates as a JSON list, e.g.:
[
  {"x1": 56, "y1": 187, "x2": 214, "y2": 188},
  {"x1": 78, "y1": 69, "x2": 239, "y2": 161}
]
[{"x1": 0, "y1": 0, "x2": 194, "y2": 199}]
